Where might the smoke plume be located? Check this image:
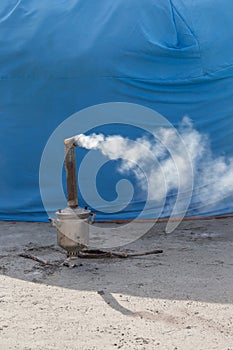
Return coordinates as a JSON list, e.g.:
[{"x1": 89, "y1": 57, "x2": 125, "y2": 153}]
[{"x1": 74, "y1": 118, "x2": 233, "y2": 212}]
